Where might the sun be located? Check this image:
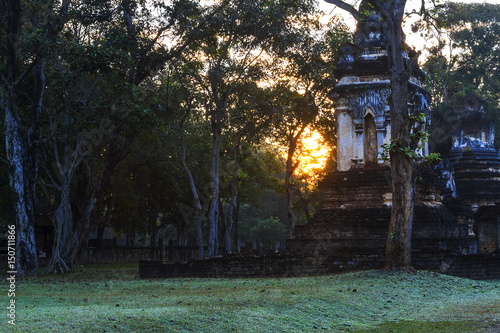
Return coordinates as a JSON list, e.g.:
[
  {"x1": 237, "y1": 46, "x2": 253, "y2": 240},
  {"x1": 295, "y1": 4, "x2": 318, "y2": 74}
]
[{"x1": 294, "y1": 127, "x2": 332, "y2": 179}]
